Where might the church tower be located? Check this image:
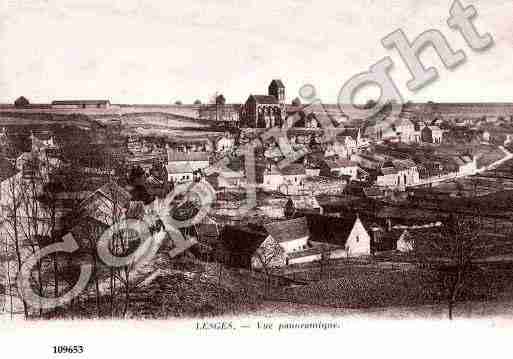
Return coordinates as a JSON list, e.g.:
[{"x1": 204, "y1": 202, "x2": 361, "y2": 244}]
[{"x1": 268, "y1": 79, "x2": 285, "y2": 104}]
